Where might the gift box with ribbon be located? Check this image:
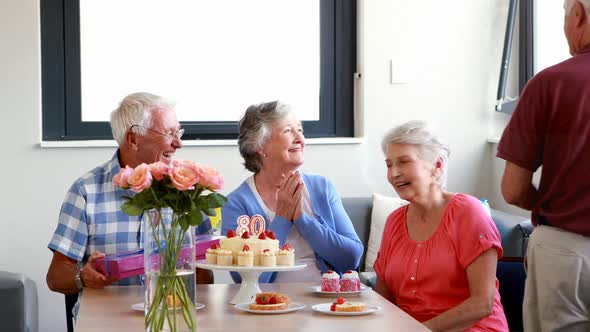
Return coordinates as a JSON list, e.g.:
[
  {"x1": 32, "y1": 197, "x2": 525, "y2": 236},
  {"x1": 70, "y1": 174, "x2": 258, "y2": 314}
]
[
  {"x1": 95, "y1": 249, "x2": 145, "y2": 279},
  {"x1": 95, "y1": 235, "x2": 222, "y2": 279}
]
